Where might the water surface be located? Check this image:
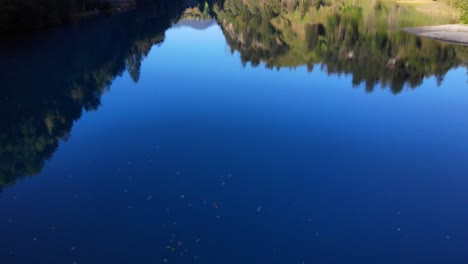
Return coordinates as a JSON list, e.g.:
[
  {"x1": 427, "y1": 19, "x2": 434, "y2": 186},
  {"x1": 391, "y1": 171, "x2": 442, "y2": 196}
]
[{"x1": 1, "y1": 1, "x2": 468, "y2": 263}]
